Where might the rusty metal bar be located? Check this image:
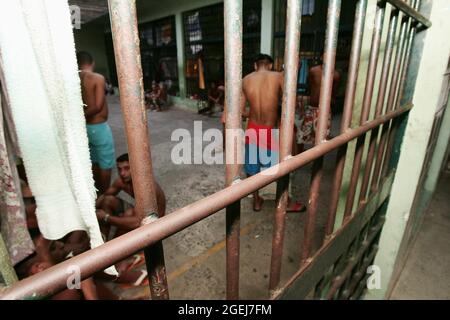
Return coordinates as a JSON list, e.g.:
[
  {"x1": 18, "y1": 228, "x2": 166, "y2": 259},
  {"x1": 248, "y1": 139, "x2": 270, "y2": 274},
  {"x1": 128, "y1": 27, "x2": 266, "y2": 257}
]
[
  {"x1": 224, "y1": 0, "x2": 243, "y2": 300},
  {"x1": 358, "y1": 8, "x2": 400, "y2": 204},
  {"x1": 340, "y1": 245, "x2": 378, "y2": 299},
  {"x1": 385, "y1": 0, "x2": 430, "y2": 28},
  {"x1": 325, "y1": 0, "x2": 368, "y2": 238},
  {"x1": 370, "y1": 11, "x2": 410, "y2": 194},
  {"x1": 301, "y1": 0, "x2": 342, "y2": 264},
  {"x1": 269, "y1": 0, "x2": 302, "y2": 294},
  {"x1": 0, "y1": 105, "x2": 412, "y2": 300},
  {"x1": 380, "y1": 0, "x2": 420, "y2": 181},
  {"x1": 107, "y1": 0, "x2": 168, "y2": 300},
  {"x1": 343, "y1": 4, "x2": 386, "y2": 220},
  {"x1": 326, "y1": 219, "x2": 384, "y2": 299}
]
